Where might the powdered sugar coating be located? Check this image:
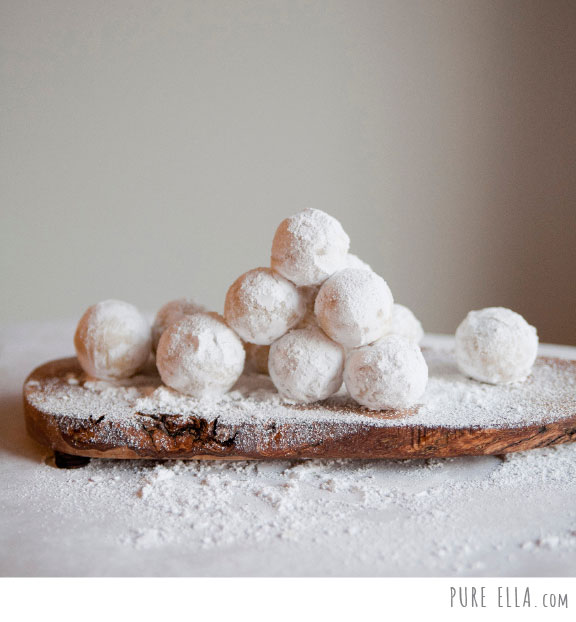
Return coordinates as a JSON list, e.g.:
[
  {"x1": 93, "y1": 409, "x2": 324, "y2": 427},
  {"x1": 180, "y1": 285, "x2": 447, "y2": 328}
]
[
  {"x1": 269, "y1": 327, "x2": 345, "y2": 403},
  {"x1": 381, "y1": 304, "x2": 424, "y2": 344},
  {"x1": 156, "y1": 313, "x2": 245, "y2": 398},
  {"x1": 346, "y1": 253, "x2": 372, "y2": 271},
  {"x1": 151, "y1": 298, "x2": 206, "y2": 351},
  {"x1": 74, "y1": 300, "x2": 151, "y2": 380},
  {"x1": 314, "y1": 268, "x2": 394, "y2": 348},
  {"x1": 455, "y1": 307, "x2": 538, "y2": 384},
  {"x1": 345, "y1": 335, "x2": 428, "y2": 410},
  {"x1": 271, "y1": 208, "x2": 350, "y2": 286},
  {"x1": 224, "y1": 268, "x2": 305, "y2": 345}
]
